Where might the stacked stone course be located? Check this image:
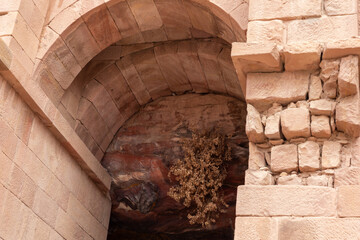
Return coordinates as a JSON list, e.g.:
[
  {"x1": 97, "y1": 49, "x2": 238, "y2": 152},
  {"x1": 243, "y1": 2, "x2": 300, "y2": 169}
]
[{"x1": 245, "y1": 54, "x2": 360, "y2": 188}]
